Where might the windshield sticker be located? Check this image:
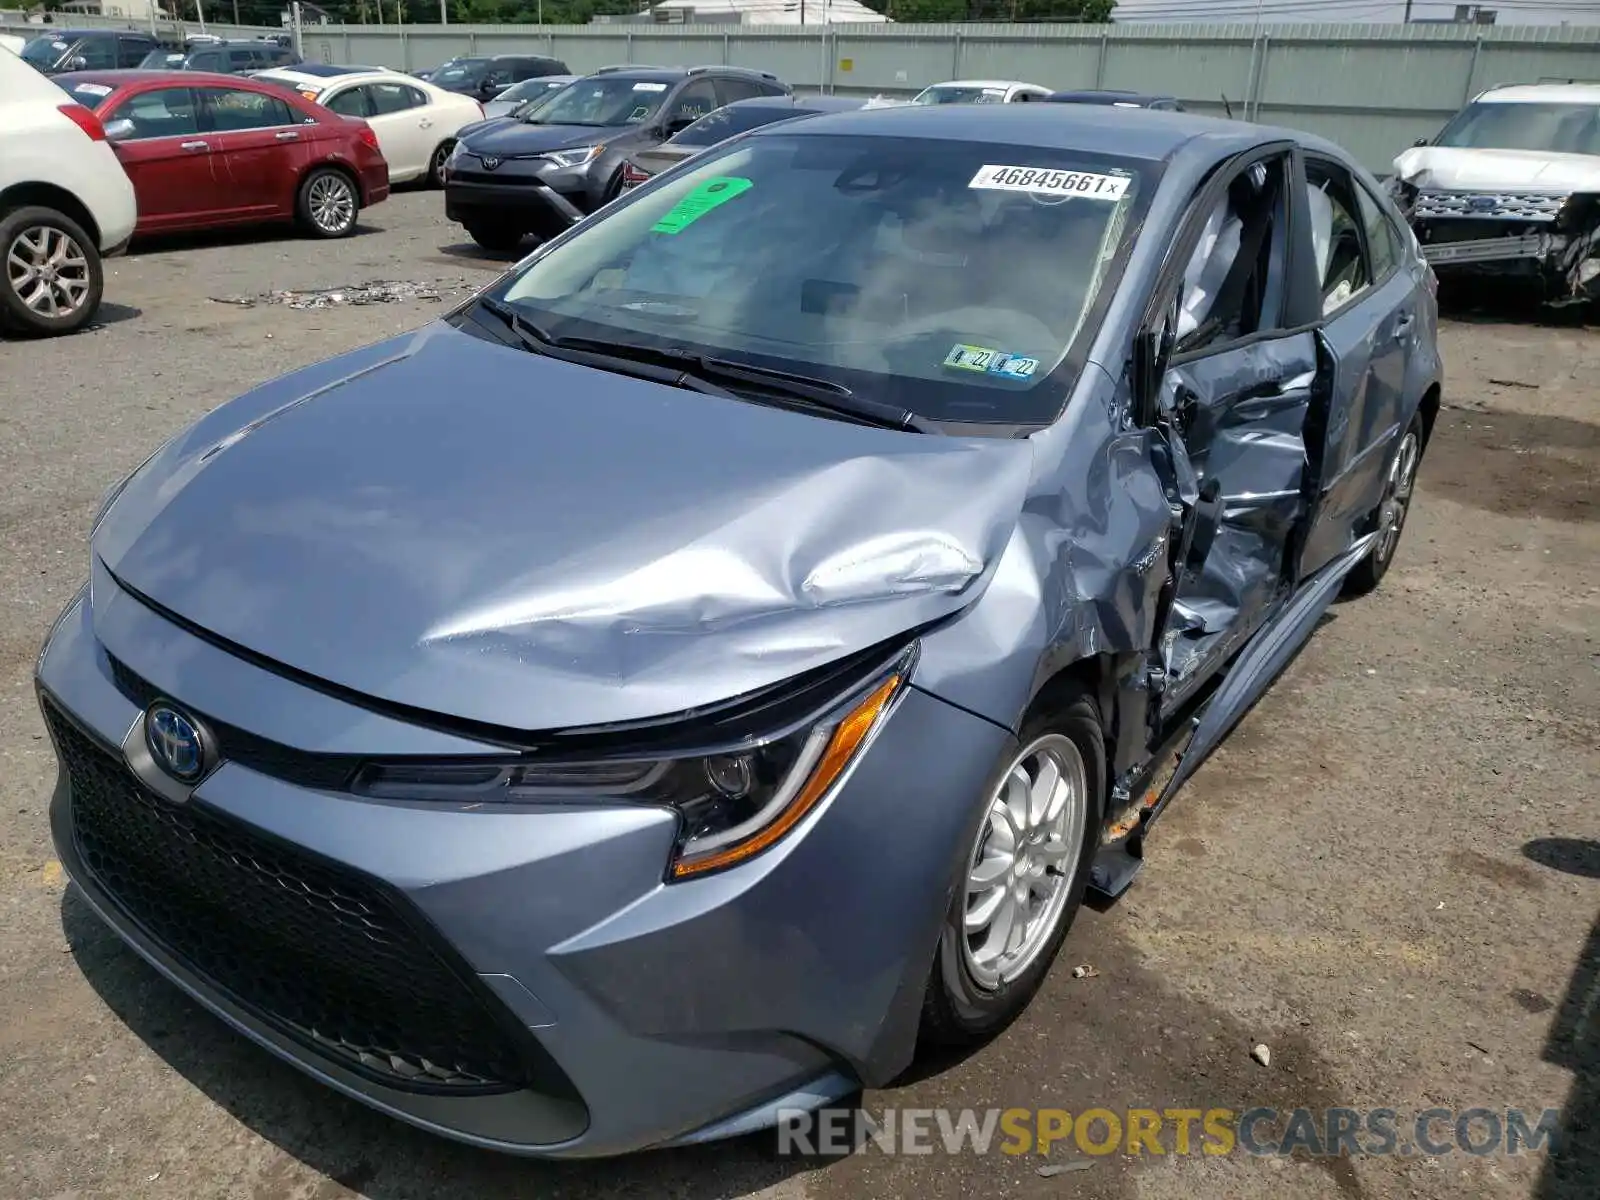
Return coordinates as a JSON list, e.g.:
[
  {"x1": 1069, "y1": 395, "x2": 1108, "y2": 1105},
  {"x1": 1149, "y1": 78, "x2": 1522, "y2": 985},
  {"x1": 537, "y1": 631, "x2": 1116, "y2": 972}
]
[
  {"x1": 632, "y1": 81, "x2": 668, "y2": 92},
  {"x1": 651, "y1": 176, "x2": 754, "y2": 235},
  {"x1": 73, "y1": 83, "x2": 112, "y2": 97},
  {"x1": 981, "y1": 88, "x2": 1006, "y2": 97},
  {"x1": 628, "y1": 105, "x2": 651, "y2": 121},
  {"x1": 943, "y1": 344, "x2": 1040, "y2": 380},
  {"x1": 969, "y1": 164, "x2": 1131, "y2": 201}
]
